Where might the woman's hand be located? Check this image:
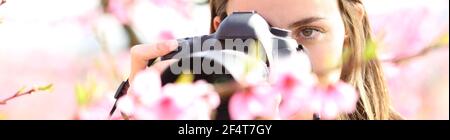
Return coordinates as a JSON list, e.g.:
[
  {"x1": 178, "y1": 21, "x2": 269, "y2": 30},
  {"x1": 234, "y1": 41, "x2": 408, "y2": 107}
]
[{"x1": 129, "y1": 40, "x2": 179, "y2": 84}]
